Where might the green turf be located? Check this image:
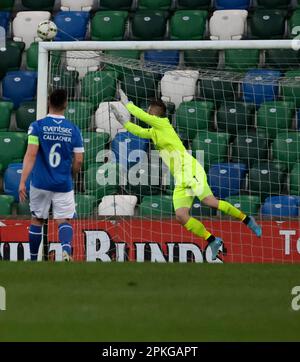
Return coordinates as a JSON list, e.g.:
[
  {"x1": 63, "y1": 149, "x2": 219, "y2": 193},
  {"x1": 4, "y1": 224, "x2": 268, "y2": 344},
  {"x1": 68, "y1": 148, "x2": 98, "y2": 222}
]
[{"x1": 0, "y1": 263, "x2": 299, "y2": 342}]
